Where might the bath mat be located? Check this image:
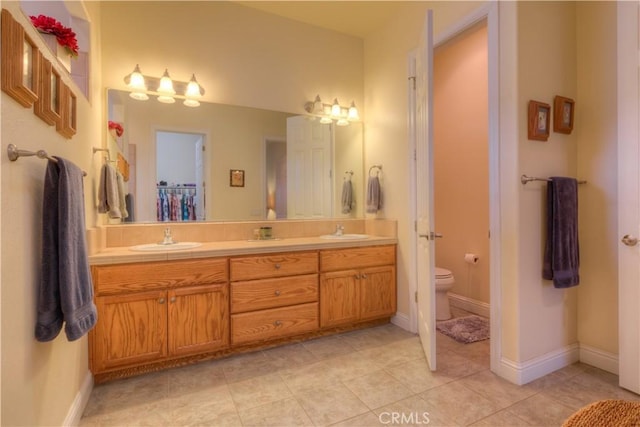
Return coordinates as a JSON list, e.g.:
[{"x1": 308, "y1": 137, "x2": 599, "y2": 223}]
[
  {"x1": 436, "y1": 315, "x2": 489, "y2": 344},
  {"x1": 562, "y1": 399, "x2": 640, "y2": 427}
]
